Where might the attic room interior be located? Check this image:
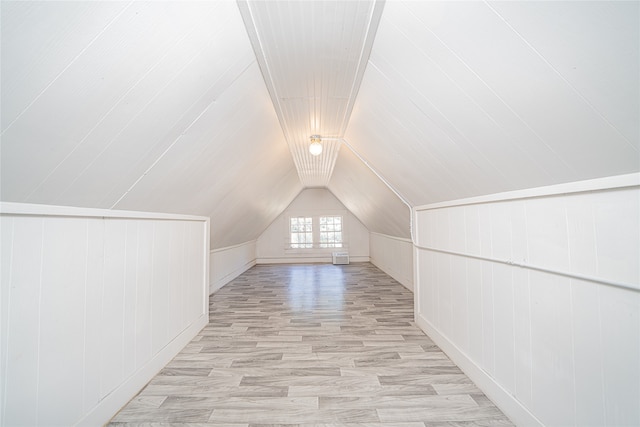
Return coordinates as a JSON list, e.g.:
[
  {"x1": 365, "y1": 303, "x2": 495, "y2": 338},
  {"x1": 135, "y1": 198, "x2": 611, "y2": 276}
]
[{"x1": 0, "y1": 0, "x2": 638, "y2": 426}]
